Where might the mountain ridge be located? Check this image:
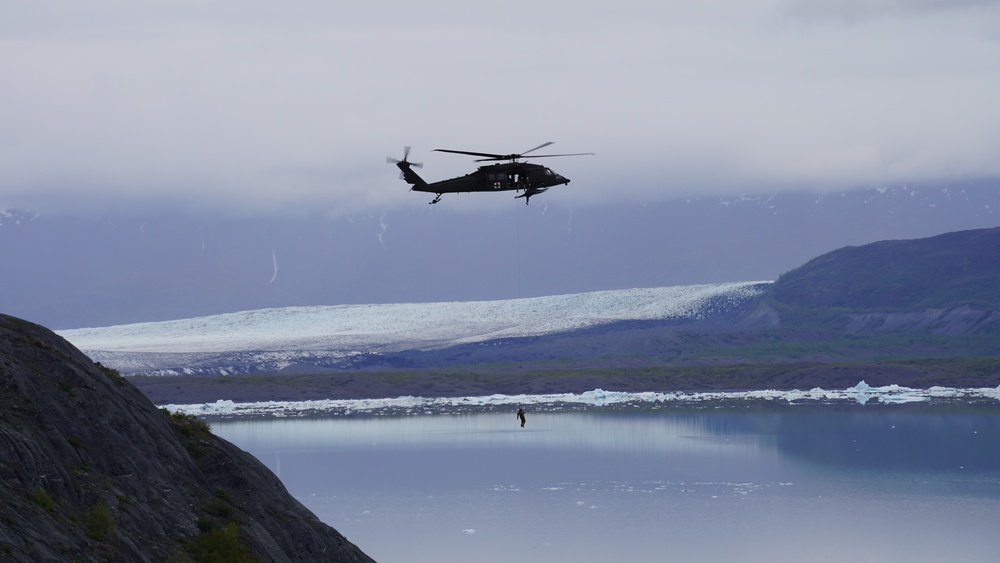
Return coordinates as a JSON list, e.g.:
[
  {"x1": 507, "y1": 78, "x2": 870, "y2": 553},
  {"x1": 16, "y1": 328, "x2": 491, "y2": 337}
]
[
  {"x1": 5, "y1": 181, "x2": 1000, "y2": 329},
  {"x1": 56, "y1": 226, "x2": 1000, "y2": 376},
  {"x1": 767, "y1": 226, "x2": 1000, "y2": 335}
]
